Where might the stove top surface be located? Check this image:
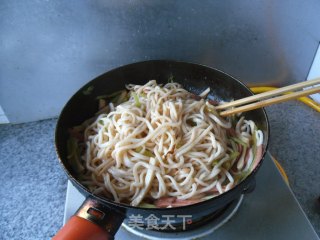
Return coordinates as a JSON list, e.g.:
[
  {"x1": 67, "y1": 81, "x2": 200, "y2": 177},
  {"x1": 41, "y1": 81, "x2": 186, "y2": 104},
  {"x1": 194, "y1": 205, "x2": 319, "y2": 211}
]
[{"x1": 63, "y1": 152, "x2": 319, "y2": 240}]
